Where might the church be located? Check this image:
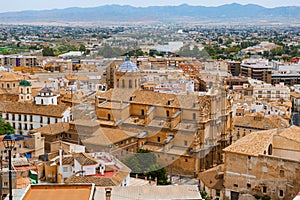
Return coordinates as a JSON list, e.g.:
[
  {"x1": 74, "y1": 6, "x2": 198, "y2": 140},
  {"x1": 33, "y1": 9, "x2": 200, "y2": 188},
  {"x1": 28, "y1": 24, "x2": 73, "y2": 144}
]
[{"x1": 93, "y1": 57, "x2": 233, "y2": 176}]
